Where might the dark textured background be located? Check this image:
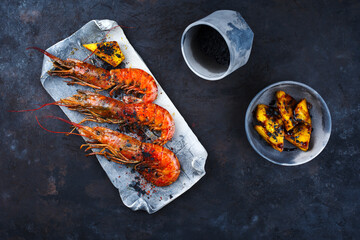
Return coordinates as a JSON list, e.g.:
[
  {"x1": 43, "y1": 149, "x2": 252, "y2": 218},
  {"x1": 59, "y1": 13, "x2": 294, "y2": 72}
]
[{"x1": 1, "y1": 0, "x2": 359, "y2": 239}]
